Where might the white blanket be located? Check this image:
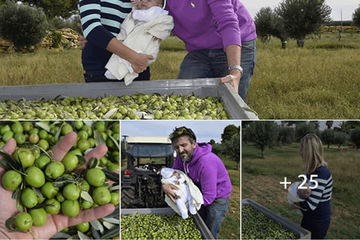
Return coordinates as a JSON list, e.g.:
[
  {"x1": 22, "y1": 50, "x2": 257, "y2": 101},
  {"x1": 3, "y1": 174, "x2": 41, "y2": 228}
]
[{"x1": 105, "y1": 6, "x2": 174, "y2": 85}]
